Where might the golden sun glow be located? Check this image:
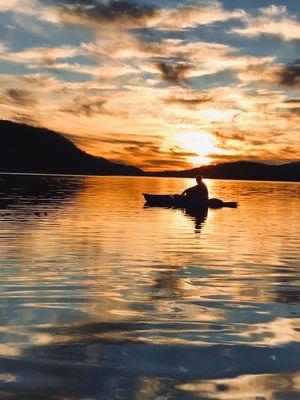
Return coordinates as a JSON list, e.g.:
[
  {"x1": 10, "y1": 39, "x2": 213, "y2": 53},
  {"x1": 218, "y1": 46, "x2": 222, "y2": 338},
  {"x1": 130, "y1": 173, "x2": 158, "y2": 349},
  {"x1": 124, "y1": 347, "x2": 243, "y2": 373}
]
[{"x1": 175, "y1": 131, "x2": 218, "y2": 166}]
